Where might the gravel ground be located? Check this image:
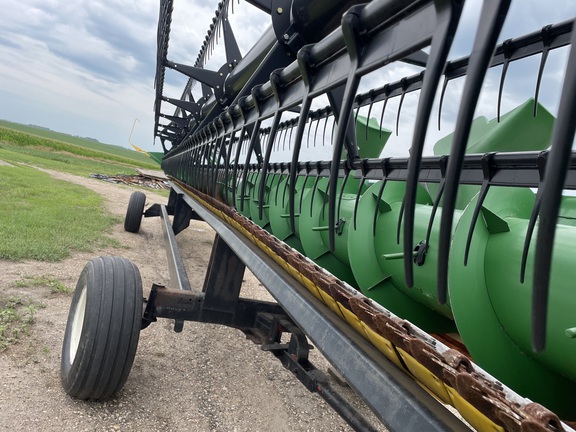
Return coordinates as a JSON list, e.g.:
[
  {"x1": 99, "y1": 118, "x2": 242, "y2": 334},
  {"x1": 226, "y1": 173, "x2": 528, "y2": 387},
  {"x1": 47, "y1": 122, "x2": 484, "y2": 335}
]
[{"x1": 0, "y1": 169, "x2": 384, "y2": 431}]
